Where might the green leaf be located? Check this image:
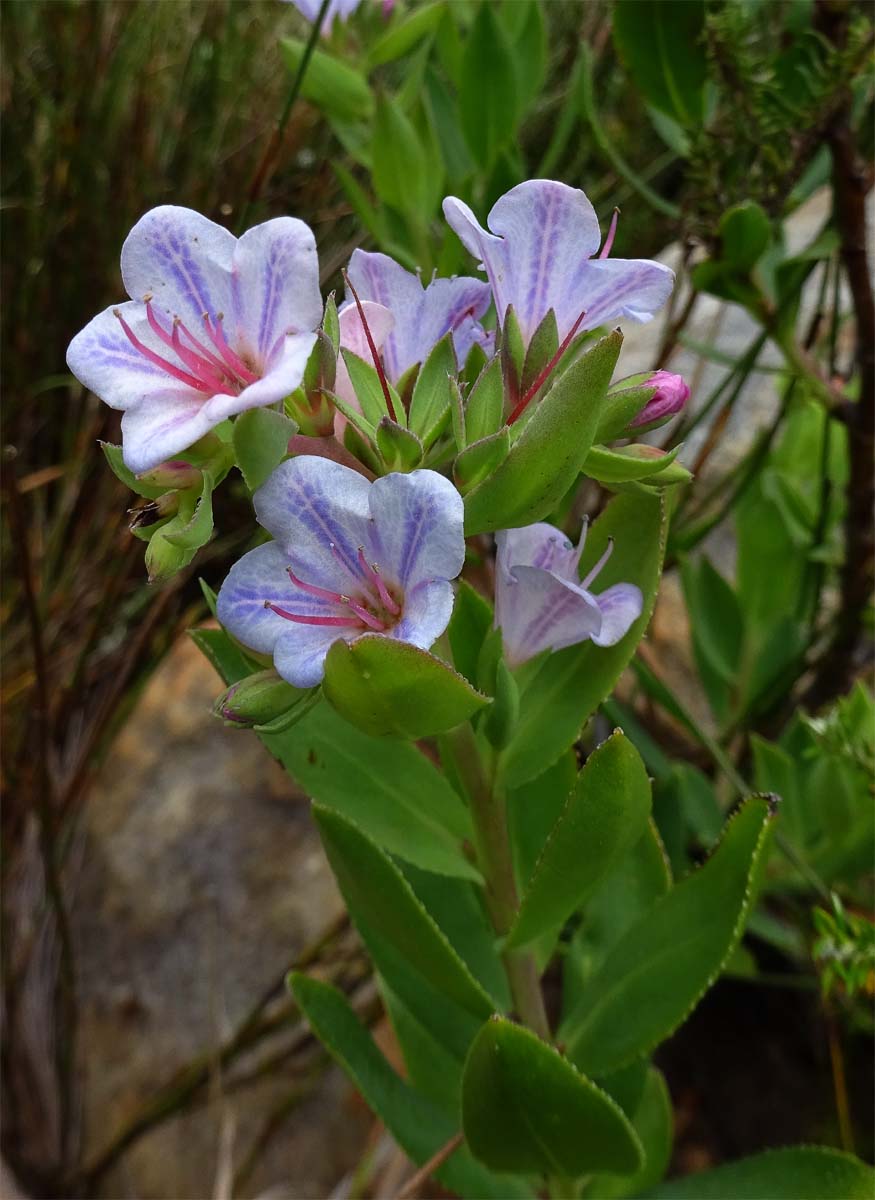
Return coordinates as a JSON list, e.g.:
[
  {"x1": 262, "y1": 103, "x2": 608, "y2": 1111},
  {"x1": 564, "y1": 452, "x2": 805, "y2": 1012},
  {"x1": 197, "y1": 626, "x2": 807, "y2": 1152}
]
[
  {"x1": 507, "y1": 752, "x2": 578, "y2": 890},
  {"x1": 507, "y1": 731, "x2": 652, "y2": 950},
  {"x1": 464, "y1": 331, "x2": 622, "y2": 535},
  {"x1": 462, "y1": 1017, "x2": 644, "y2": 1177},
  {"x1": 423, "y1": 64, "x2": 475, "y2": 182},
  {"x1": 509, "y1": 0, "x2": 546, "y2": 111},
  {"x1": 323, "y1": 635, "x2": 490, "y2": 738},
  {"x1": 339, "y1": 348, "x2": 397, "y2": 427},
  {"x1": 719, "y1": 201, "x2": 771, "y2": 273},
  {"x1": 408, "y1": 331, "x2": 455, "y2": 447},
  {"x1": 465, "y1": 356, "x2": 505, "y2": 443},
  {"x1": 454, "y1": 428, "x2": 511, "y2": 493},
  {"x1": 562, "y1": 797, "x2": 776, "y2": 1076},
  {"x1": 596, "y1": 383, "x2": 658, "y2": 443},
  {"x1": 448, "y1": 580, "x2": 493, "y2": 687},
  {"x1": 313, "y1": 805, "x2": 495, "y2": 1021},
  {"x1": 333, "y1": 161, "x2": 388, "y2": 246},
  {"x1": 290, "y1": 974, "x2": 531, "y2": 1200},
  {"x1": 232, "y1": 407, "x2": 296, "y2": 492},
  {"x1": 279, "y1": 38, "x2": 373, "y2": 124},
  {"x1": 588, "y1": 1067, "x2": 673, "y2": 1199},
  {"x1": 583, "y1": 443, "x2": 682, "y2": 483},
  {"x1": 372, "y1": 94, "x2": 429, "y2": 219},
  {"x1": 640, "y1": 1147, "x2": 875, "y2": 1200},
  {"x1": 520, "y1": 309, "x2": 559, "y2": 396},
  {"x1": 192, "y1": 625, "x2": 479, "y2": 880},
  {"x1": 366, "y1": 2, "x2": 444, "y2": 67},
  {"x1": 502, "y1": 489, "x2": 667, "y2": 786},
  {"x1": 612, "y1": 0, "x2": 706, "y2": 126},
  {"x1": 459, "y1": 3, "x2": 519, "y2": 168}
]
